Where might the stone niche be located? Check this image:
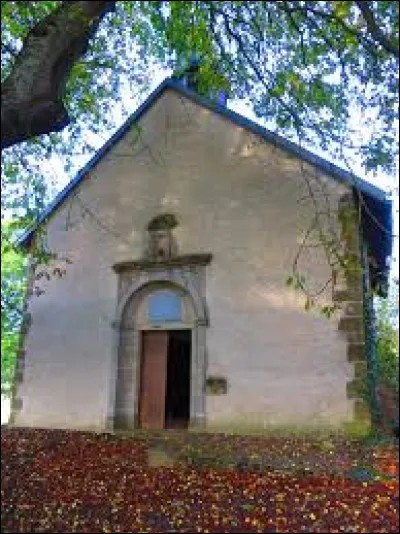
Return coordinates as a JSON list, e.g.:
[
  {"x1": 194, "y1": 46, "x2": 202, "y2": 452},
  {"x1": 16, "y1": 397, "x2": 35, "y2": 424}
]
[{"x1": 146, "y1": 213, "x2": 179, "y2": 261}]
